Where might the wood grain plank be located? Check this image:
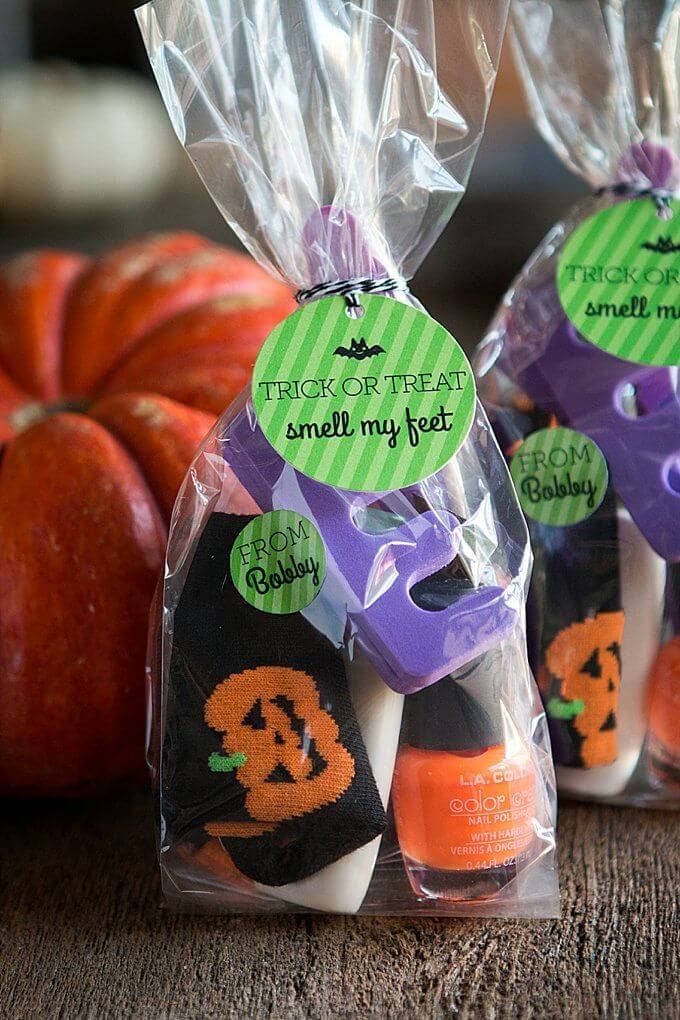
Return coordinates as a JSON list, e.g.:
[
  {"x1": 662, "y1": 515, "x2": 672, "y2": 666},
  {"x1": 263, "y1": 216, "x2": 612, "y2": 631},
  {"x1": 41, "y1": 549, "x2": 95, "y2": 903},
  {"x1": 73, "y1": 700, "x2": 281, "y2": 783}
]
[{"x1": 0, "y1": 792, "x2": 678, "y2": 1019}]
